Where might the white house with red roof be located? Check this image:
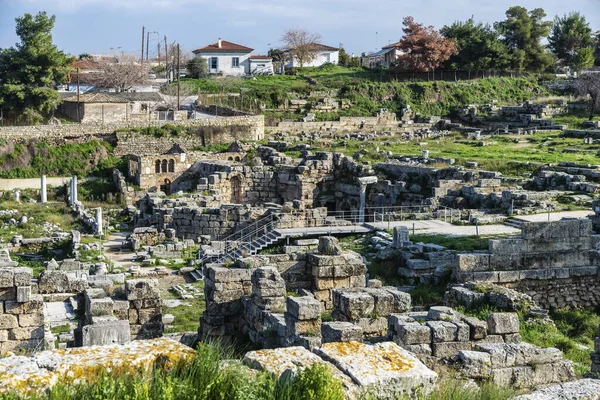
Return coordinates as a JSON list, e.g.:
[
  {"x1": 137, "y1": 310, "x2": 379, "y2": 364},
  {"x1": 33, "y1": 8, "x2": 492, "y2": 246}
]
[
  {"x1": 192, "y1": 39, "x2": 273, "y2": 76},
  {"x1": 284, "y1": 43, "x2": 340, "y2": 68}
]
